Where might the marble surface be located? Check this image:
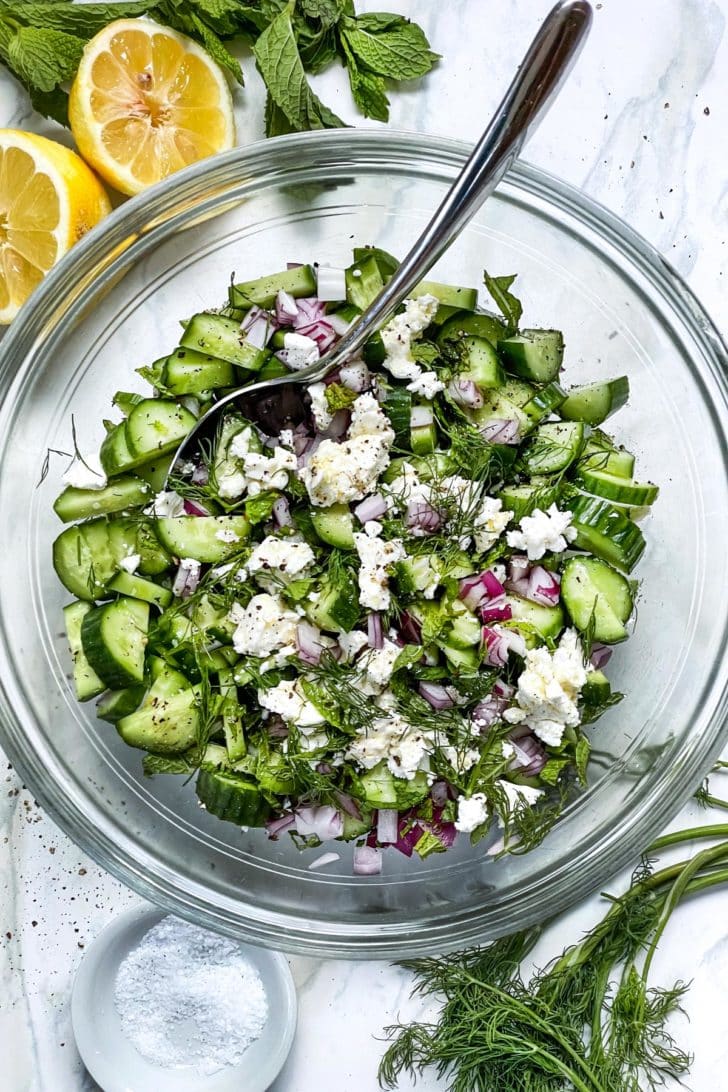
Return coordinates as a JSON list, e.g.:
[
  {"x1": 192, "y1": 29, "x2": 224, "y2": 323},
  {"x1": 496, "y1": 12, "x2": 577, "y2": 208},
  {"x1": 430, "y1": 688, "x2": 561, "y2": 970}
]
[{"x1": 1, "y1": 1, "x2": 728, "y2": 1089}]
